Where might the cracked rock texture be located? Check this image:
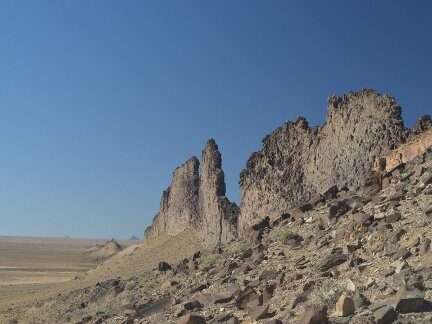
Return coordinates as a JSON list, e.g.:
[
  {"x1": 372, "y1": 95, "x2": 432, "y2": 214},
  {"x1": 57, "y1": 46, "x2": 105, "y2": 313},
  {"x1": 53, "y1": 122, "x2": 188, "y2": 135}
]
[
  {"x1": 144, "y1": 139, "x2": 238, "y2": 248},
  {"x1": 238, "y1": 89, "x2": 408, "y2": 234}
]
